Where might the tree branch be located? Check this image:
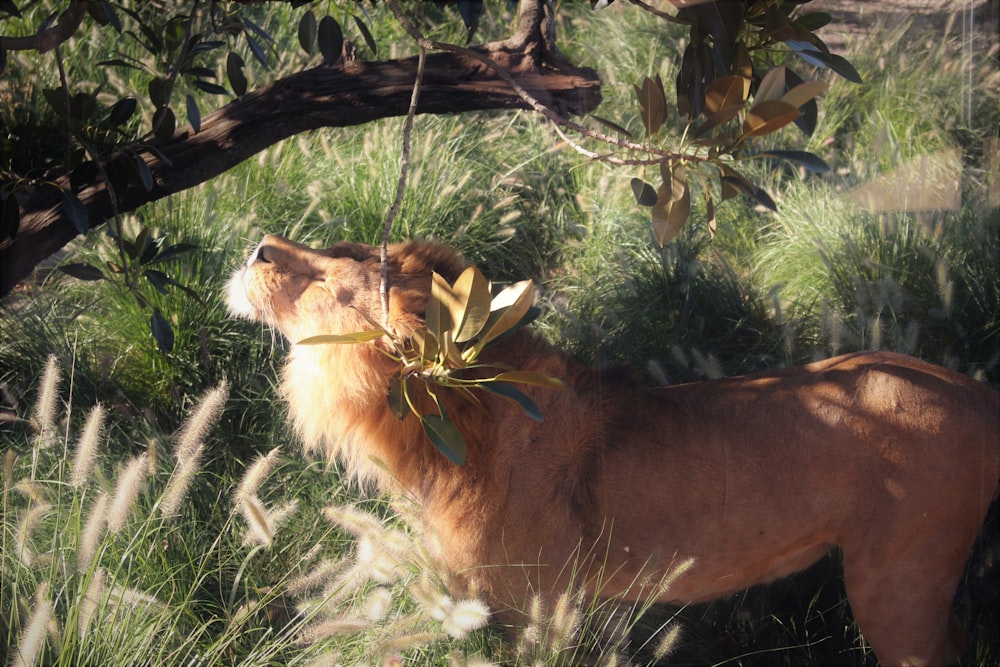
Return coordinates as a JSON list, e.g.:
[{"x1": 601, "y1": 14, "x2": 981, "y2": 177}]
[
  {"x1": 0, "y1": 32, "x2": 601, "y2": 296},
  {"x1": 0, "y1": 1, "x2": 87, "y2": 54}
]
